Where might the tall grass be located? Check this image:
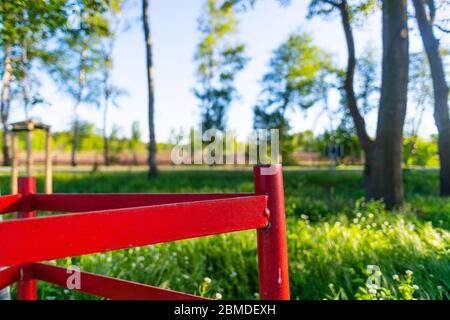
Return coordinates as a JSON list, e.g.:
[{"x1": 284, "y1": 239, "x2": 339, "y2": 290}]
[{"x1": 2, "y1": 168, "x2": 449, "y2": 300}]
